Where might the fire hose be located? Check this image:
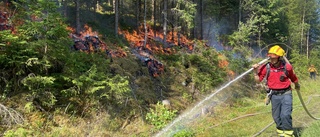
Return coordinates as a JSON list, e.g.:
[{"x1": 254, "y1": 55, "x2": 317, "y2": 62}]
[{"x1": 283, "y1": 56, "x2": 320, "y2": 120}]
